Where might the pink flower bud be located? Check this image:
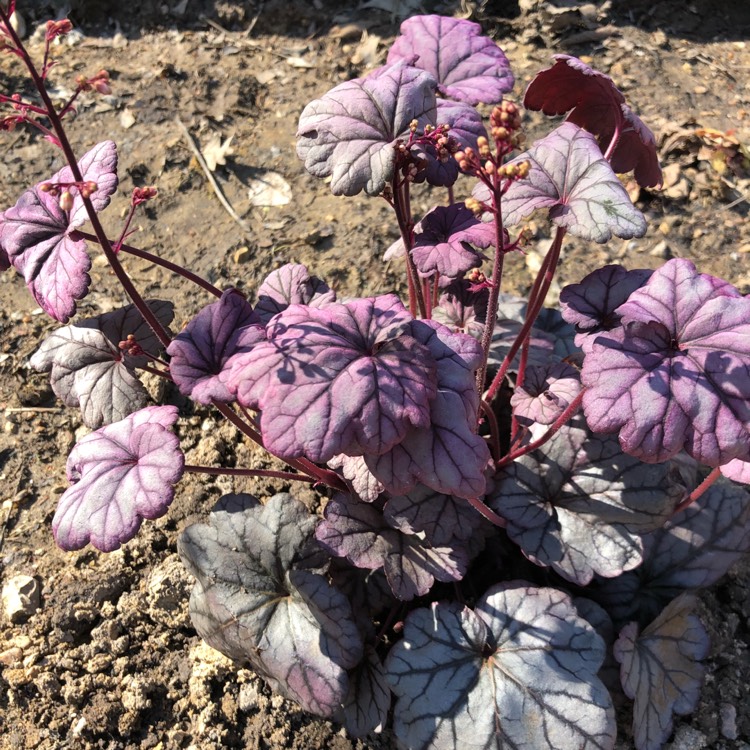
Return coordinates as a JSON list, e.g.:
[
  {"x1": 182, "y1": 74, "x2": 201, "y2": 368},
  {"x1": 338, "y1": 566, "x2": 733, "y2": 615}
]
[{"x1": 58, "y1": 190, "x2": 74, "y2": 212}]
